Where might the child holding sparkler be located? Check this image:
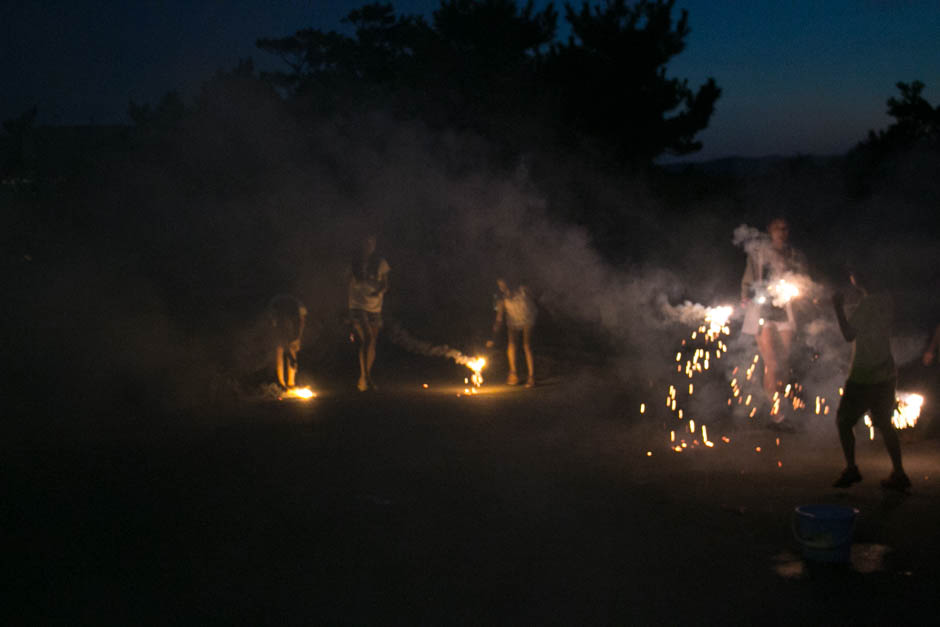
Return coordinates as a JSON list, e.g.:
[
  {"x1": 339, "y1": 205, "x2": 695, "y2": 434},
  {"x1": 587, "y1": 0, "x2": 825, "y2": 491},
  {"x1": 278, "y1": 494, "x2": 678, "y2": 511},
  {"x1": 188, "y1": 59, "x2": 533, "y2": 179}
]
[
  {"x1": 831, "y1": 266, "x2": 910, "y2": 491},
  {"x1": 487, "y1": 278, "x2": 537, "y2": 387},
  {"x1": 740, "y1": 217, "x2": 808, "y2": 427},
  {"x1": 269, "y1": 294, "x2": 307, "y2": 391},
  {"x1": 348, "y1": 235, "x2": 390, "y2": 392}
]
